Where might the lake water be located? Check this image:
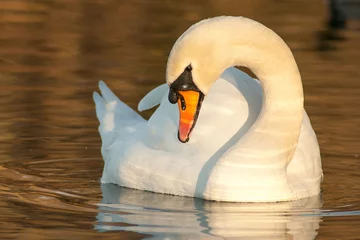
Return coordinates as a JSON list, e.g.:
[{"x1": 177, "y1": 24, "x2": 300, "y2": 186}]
[{"x1": 1, "y1": 0, "x2": 360, "y2": 239}]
